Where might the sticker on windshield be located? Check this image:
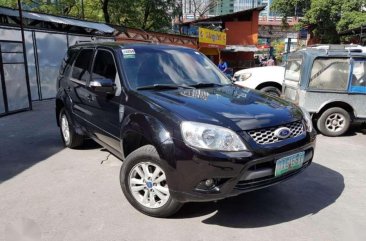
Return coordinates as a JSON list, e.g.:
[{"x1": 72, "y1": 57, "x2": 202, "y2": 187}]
[
  {"x1": 122, "y1": 49, "x2": 136, "y2": 59},
  {"x1": 122, "y1": 49, "x2": 135, "y2": 55}
]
